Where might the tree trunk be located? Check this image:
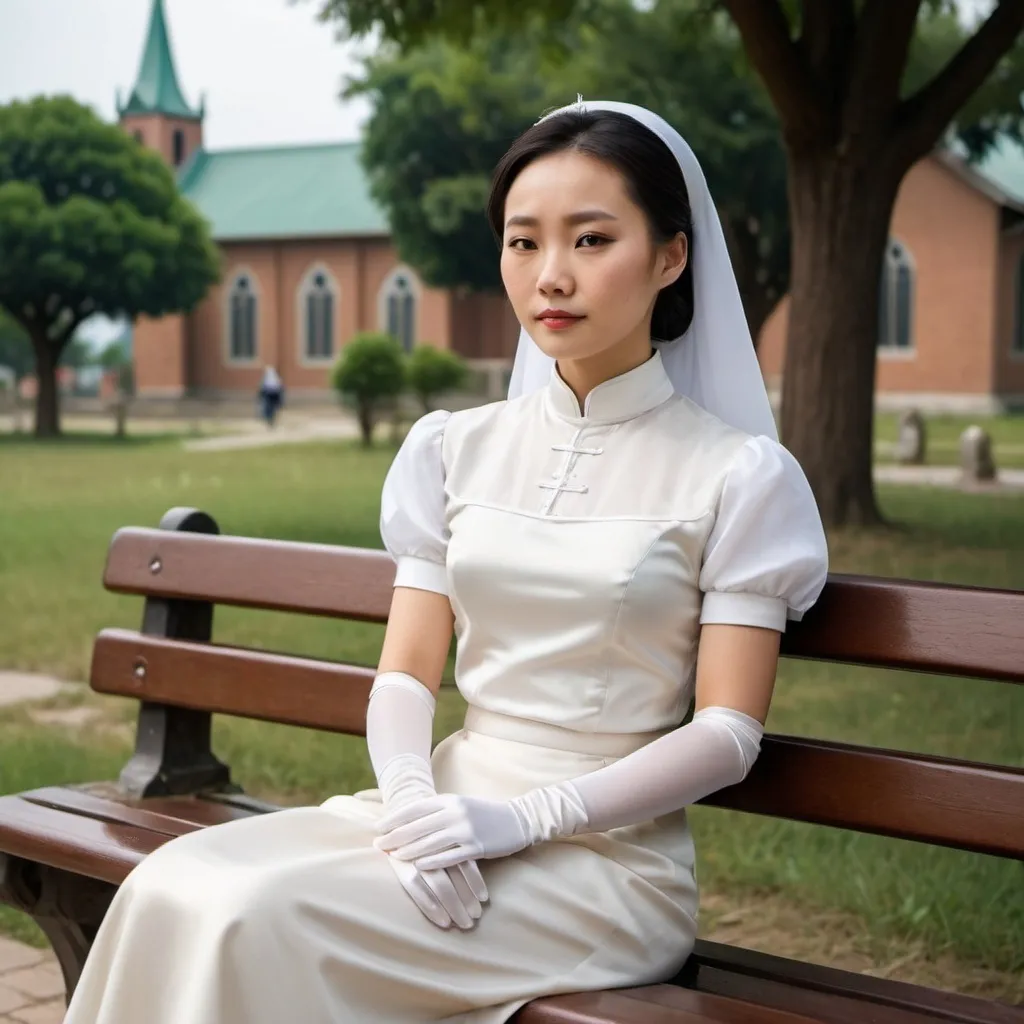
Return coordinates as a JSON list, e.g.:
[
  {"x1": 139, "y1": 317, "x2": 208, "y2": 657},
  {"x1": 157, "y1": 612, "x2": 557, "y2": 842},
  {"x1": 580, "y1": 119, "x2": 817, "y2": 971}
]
[
  {"x1": 780, "y1": 151, "x2": 901, "y2": 527},
  {"x1": 357, "y1": 401, "x2": 374, "y2": 447},
  {"x1": 31, "y1": 333, "x2": 61, "y2": 438}
]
